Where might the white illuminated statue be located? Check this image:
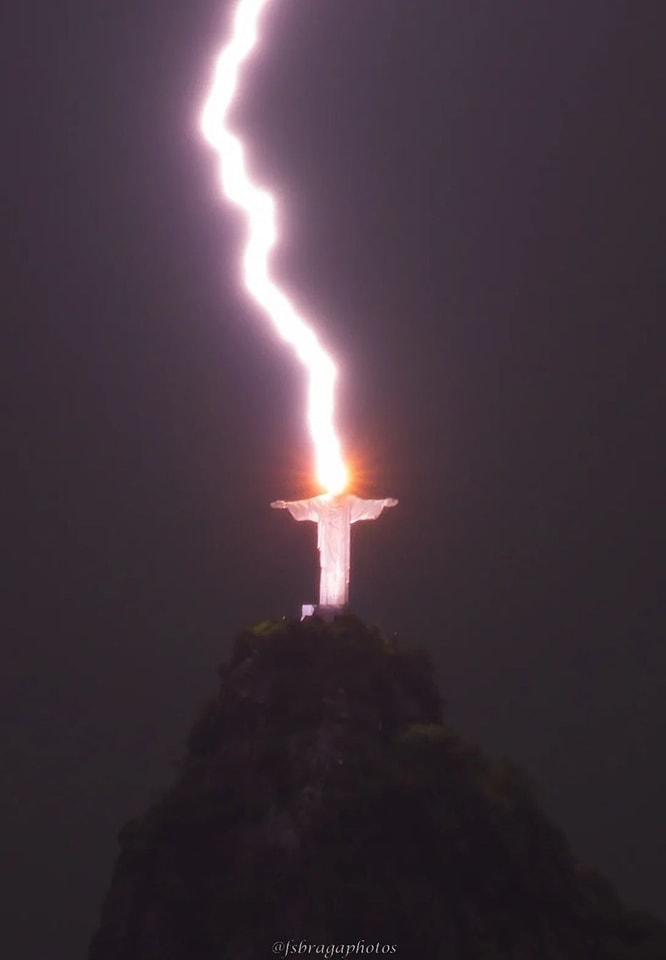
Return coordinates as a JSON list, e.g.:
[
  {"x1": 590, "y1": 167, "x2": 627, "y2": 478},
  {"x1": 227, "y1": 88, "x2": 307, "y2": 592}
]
[{"x1": 271, "y1": 494, "x2": 398, "y2": 610}]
